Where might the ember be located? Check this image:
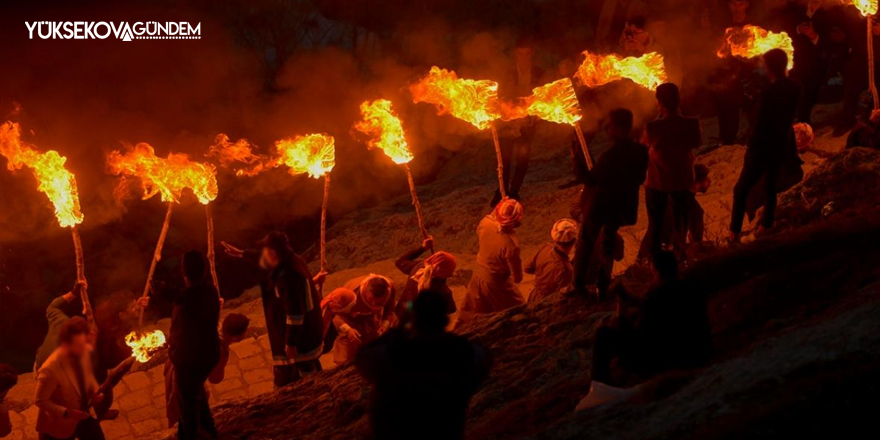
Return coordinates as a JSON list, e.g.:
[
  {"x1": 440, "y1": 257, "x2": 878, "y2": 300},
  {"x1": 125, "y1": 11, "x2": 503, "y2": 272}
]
[
  {"x1": 574, "y1": 50, "x2": 667, "y2": 91},
  {"x1": 125, "y1": 330, "x2": 166, "y2": 363},
  {"x1": 410, "y1": 66, "x2": 502, "y2": 130},
  {"x1": 717, "y1": 25, "x2": 795, "y2": 71}
]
